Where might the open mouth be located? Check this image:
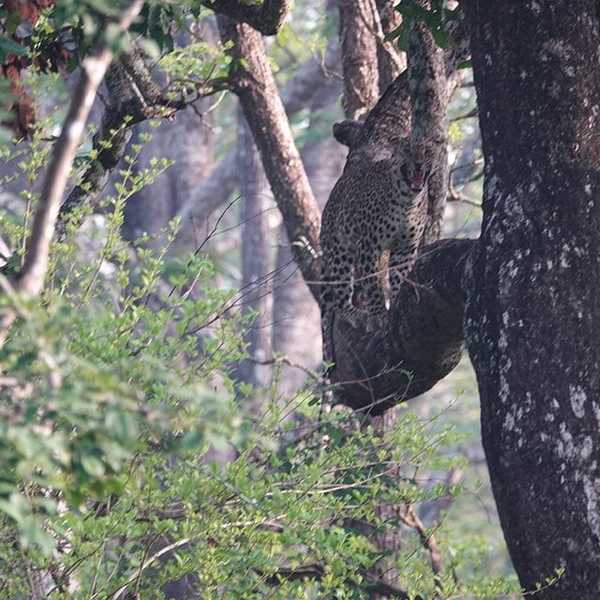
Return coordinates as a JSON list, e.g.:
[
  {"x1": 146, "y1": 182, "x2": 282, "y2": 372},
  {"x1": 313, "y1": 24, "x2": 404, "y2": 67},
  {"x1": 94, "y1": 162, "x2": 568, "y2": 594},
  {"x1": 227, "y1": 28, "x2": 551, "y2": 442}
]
[
  {"x1": 401, "y1": 163, "x2": 429, "y2": 191},
  {"x1": 410, "y1": 168, "x2": 427, "y2": 191},
  {"x1": 412, "y1": 171, "x2": 425, "y2": 189}
]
